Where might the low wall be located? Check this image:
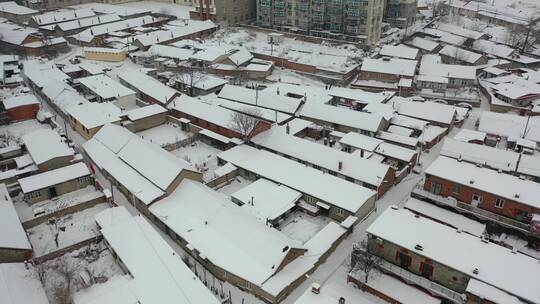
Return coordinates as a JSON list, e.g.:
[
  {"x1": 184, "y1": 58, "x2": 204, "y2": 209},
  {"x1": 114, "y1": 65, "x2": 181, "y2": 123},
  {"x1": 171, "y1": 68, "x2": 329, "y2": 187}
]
[{"x1": 22, "y1": 194, "x2": 106, "y2": 229}]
